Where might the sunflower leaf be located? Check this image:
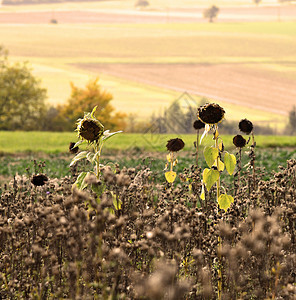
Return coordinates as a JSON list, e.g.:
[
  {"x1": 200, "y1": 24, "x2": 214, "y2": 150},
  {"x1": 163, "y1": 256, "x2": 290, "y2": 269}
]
[
  {"x1": 204, "y1": 146, "x2": 219, "y2": 168},
  {"x1": 90, "y1": 106, "x2": 98, "y2": 118},
  {"x1": 224, "y1": 152, "x2": 236, "y2": 175},
  {"x1": 203, "y1": 168, "x2": 220, "y2": 191},
  {"x1": 102, "y1": 130, "x2": 122, "y2": 141},
  {"x1": 74, "y1": 171, "x2": 89, "y2": 190},
  {"x1": 165, "y1": 171, "x2": 177, "y2": 183},
  {"x1": 70, "y1": 151, "x2": 88, "y2": 167},
  {"x1": 218, "y1": 194, "x2": 234, "y2": 212}
]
